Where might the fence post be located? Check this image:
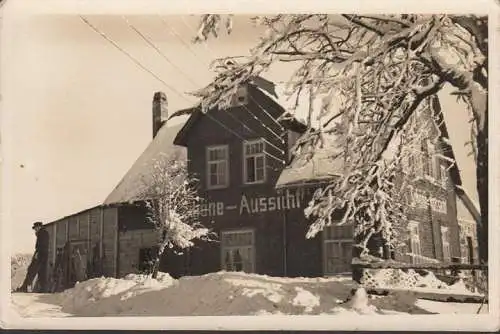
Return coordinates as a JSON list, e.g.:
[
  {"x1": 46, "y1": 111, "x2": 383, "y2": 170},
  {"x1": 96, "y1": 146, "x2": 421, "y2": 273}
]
[{"x1": 451, "y1": 257, "x2": 460, "y2": 278}]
